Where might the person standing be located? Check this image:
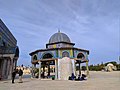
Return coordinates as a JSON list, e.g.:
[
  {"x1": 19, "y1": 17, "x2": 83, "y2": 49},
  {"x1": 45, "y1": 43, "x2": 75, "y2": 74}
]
[
  {"x1": 12, "y1": 69, "x2": 16, "y2": 83},
  {"x1": 18, "y1": 69, "x2": 23, "y2": 83}
]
